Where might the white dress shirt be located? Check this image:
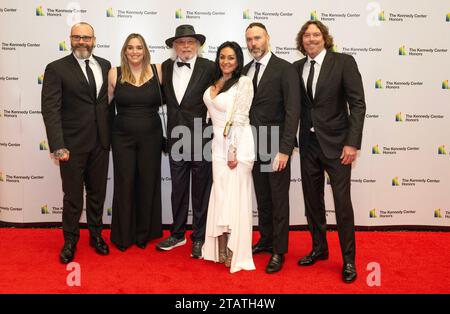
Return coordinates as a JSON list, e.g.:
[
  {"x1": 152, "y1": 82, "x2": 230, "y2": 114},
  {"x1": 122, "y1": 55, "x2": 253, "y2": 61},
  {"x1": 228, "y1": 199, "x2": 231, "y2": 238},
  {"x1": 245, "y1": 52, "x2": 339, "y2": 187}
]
[
  {"x1": 73, "y1": 53, "x2": 103, "y2": 98},
  {"x1": 303, "y1": 49, "x2": 326, "y2": 132},
  {"x1": 173, "y1": 55, "x2": 197, "y2": 104},
  {"x1": 245, "y1": 51, "x2": 272, "y2": 87},
  {"x1": 302, "y1": 48, "x2": 327, "y2": 100}
]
